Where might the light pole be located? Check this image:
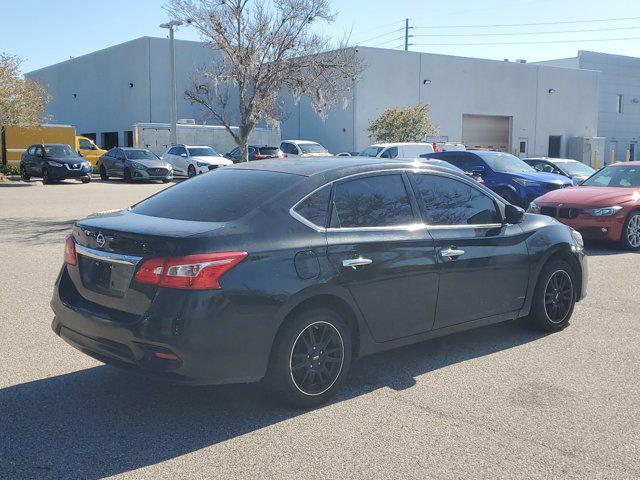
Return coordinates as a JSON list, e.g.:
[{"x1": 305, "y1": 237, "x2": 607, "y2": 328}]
[{"x1": 160, "y1": 20, "x2": 183, "y2": 146}]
